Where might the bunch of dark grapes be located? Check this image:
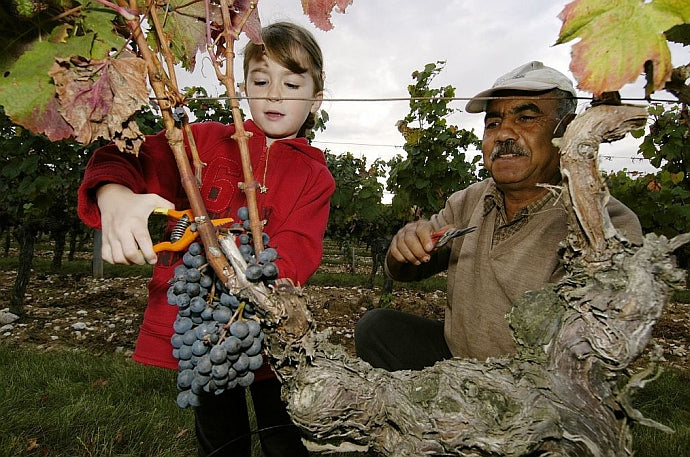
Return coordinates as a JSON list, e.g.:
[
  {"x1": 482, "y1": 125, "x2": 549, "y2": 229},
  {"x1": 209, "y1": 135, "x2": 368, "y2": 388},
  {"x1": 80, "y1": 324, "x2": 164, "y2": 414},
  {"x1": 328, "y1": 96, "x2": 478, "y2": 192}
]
[{"x1": 168, "y1": 207, "x2": 277, "y2": 408}]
